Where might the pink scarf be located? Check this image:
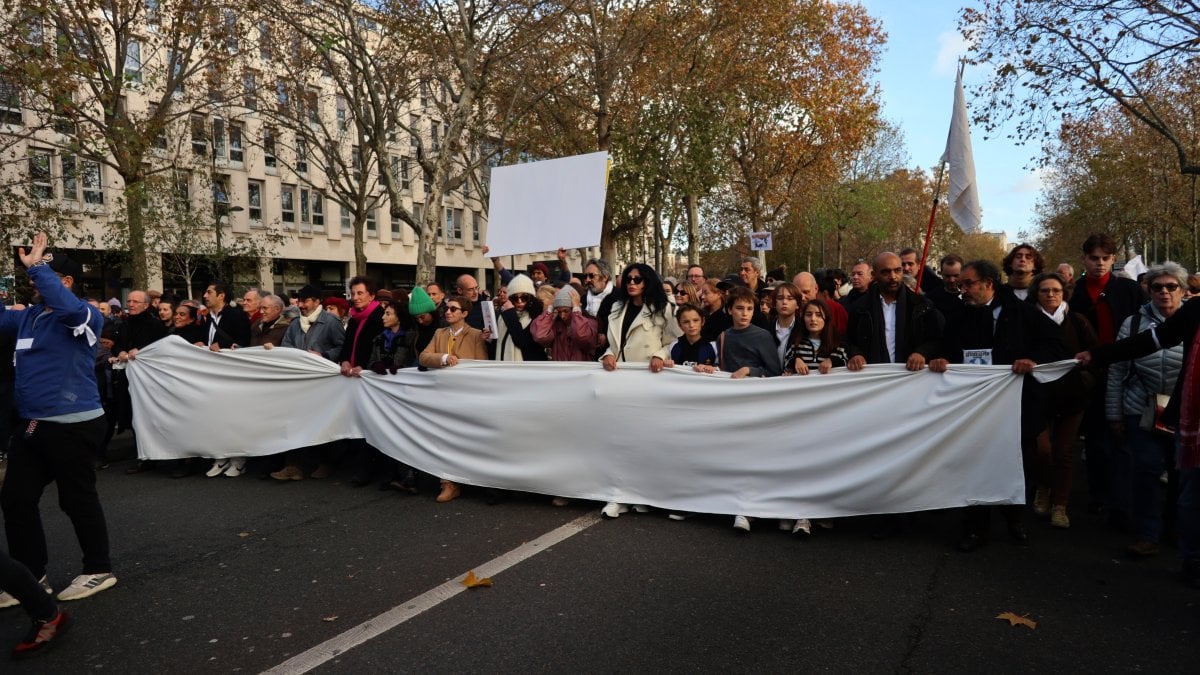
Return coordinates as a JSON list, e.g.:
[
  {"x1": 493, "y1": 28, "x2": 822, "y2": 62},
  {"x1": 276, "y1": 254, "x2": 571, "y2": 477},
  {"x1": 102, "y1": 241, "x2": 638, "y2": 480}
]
[
  {"x1": 348, "y1": 300, "x2": 380, "y2": 365},
  {"x1": 1179, "y1": 329, "x2": 1200, "y2": 469}
]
